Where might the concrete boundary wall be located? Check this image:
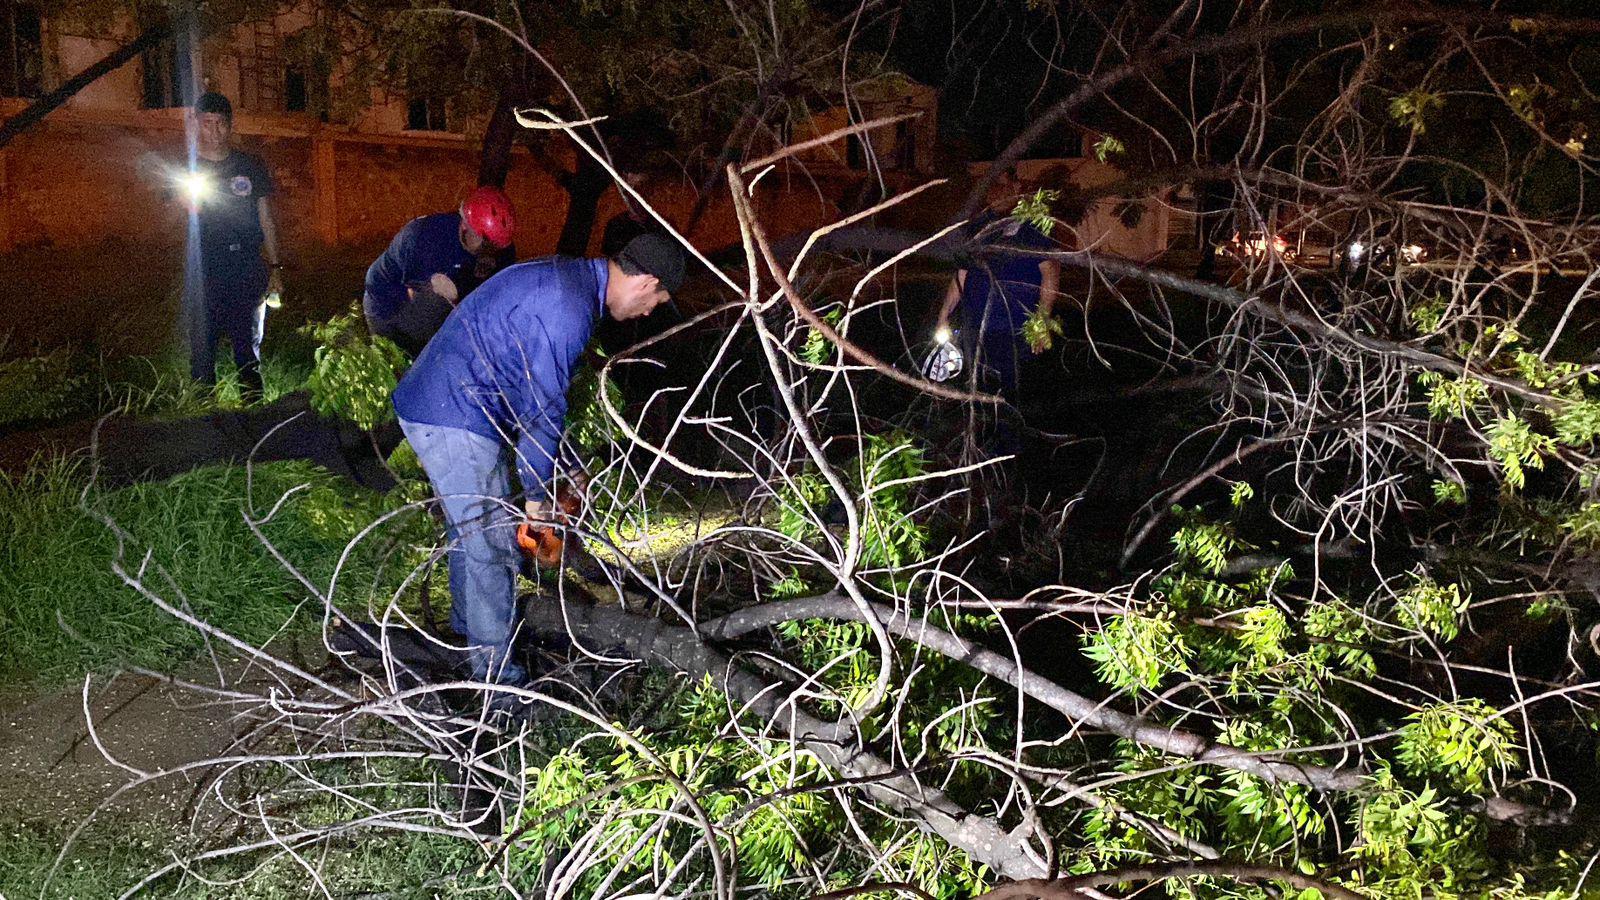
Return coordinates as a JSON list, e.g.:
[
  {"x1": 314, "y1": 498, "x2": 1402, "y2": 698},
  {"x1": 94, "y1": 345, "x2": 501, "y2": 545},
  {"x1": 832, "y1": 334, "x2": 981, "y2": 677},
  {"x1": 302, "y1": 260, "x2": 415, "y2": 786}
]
[{"x1": 0, "y1": 102, "x2": 844, "y2": 259}]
